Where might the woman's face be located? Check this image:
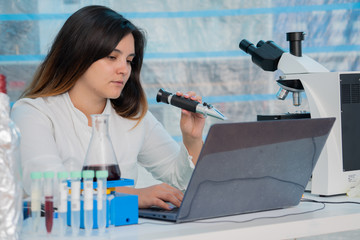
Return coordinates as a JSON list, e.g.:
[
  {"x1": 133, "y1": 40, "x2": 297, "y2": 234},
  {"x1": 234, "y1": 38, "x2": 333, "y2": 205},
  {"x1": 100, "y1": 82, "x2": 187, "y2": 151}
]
[{"x1": 76, "y1": 33, "x2": 135, "y2": 100}]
